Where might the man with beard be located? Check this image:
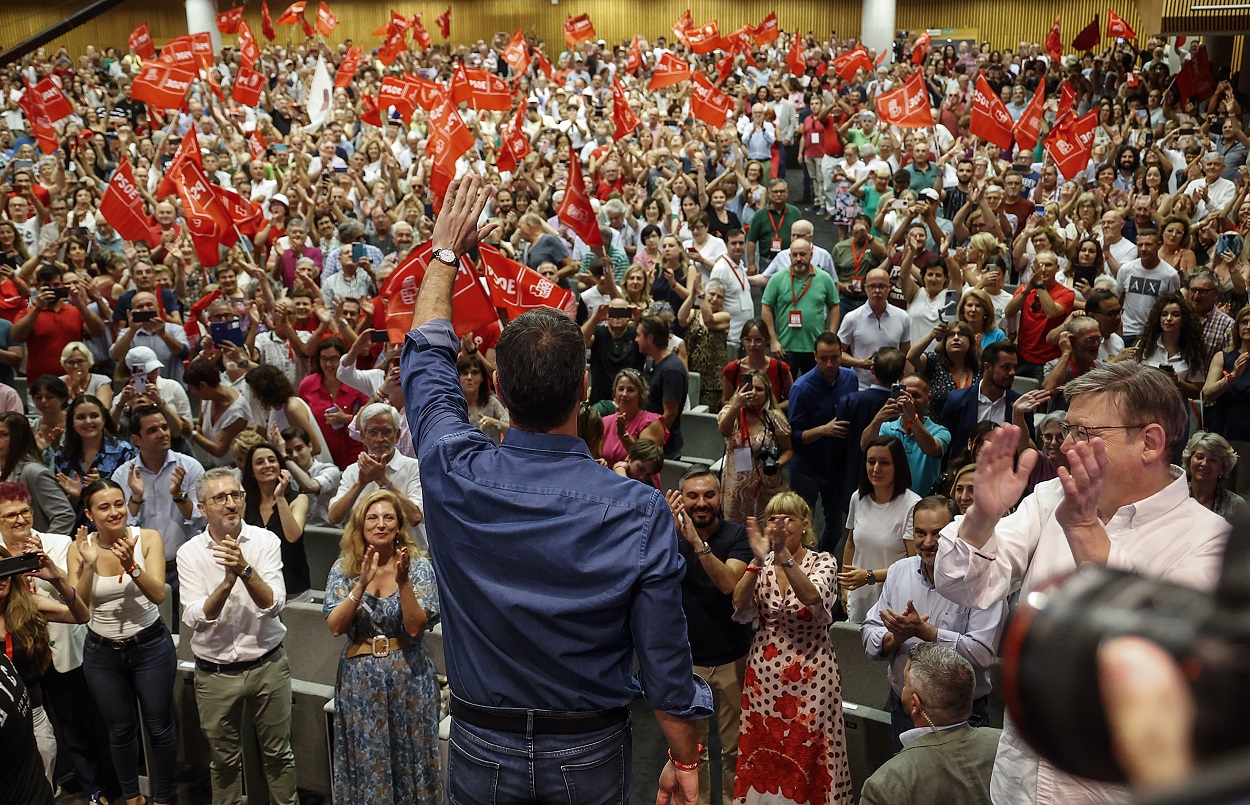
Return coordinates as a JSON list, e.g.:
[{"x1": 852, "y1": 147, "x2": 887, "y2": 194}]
[{"x1": 667, "y1": 467, "x2": 752, "y2": 805}]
